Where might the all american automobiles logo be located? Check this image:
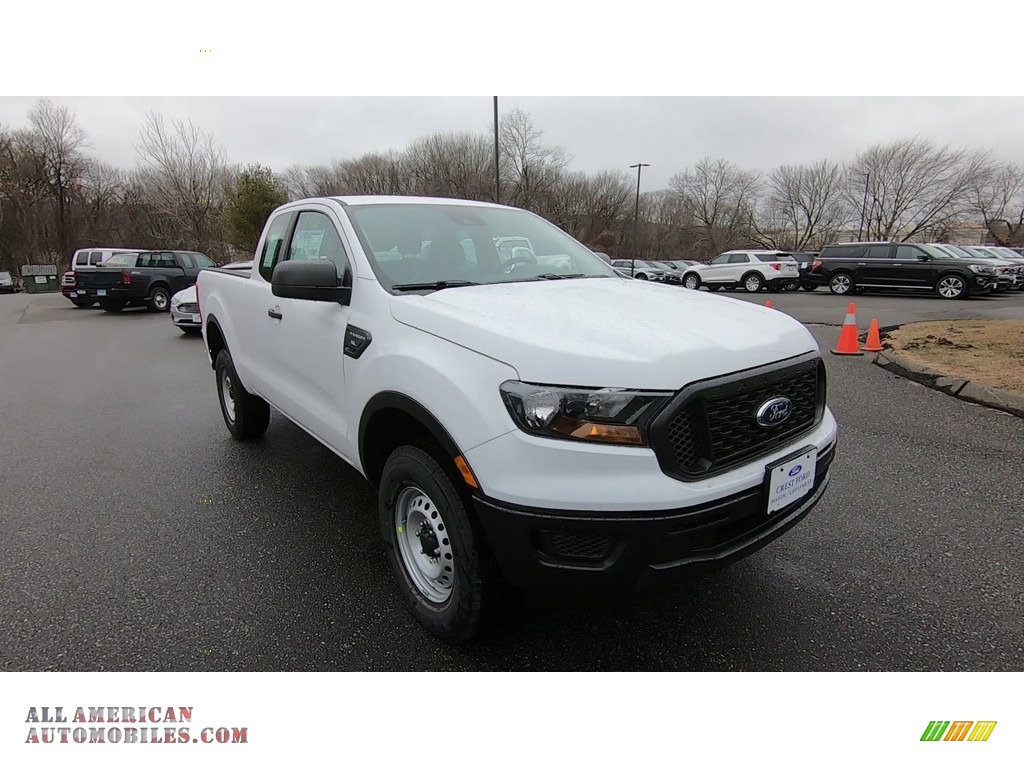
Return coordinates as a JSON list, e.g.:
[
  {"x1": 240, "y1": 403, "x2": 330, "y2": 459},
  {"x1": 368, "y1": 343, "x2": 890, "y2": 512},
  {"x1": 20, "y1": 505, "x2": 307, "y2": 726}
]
[{"x1": 24, "y1": 706, "x2": 248, "y2": 745}]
